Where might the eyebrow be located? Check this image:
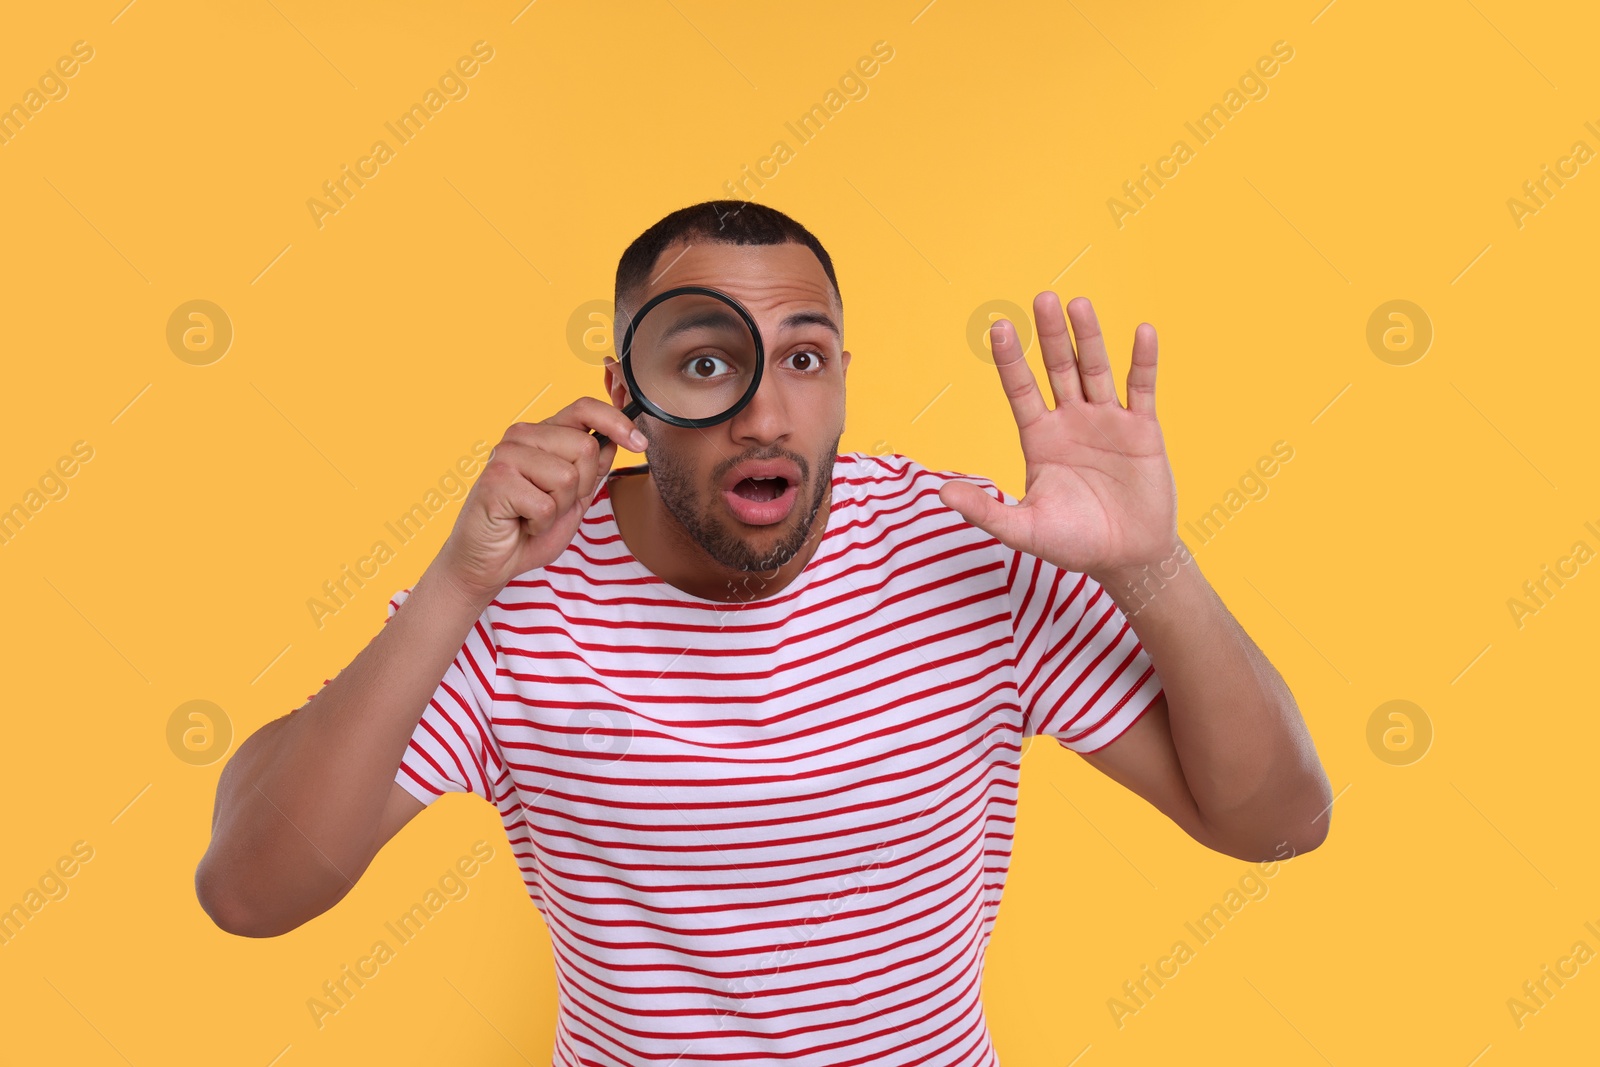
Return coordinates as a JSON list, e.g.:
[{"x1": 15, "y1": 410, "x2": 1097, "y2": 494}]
[
  {"x1": 650, "y1": 307, "x2": 747, "y2": 344},
  {"x1": 649, "y1": 307, "x2": 842, "y2": 345},
  {"x1": 780, "y1": 309, "x2": 841, "y2": 339}
]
